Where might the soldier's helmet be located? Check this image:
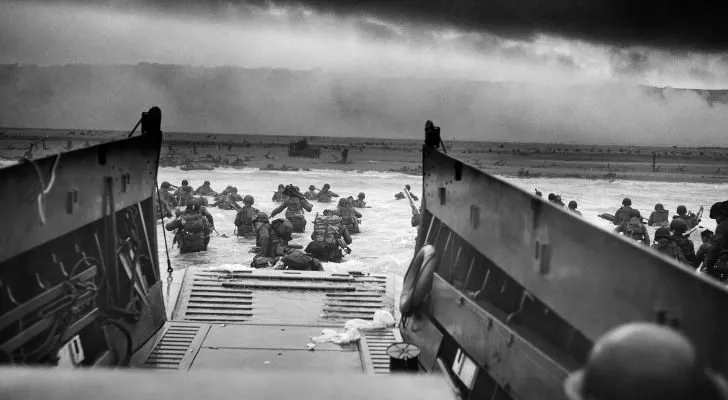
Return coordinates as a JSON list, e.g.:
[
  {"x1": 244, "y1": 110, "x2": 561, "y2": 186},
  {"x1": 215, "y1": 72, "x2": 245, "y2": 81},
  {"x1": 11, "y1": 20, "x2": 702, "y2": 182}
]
[
  {"x1": 232, "y1": 187, "x2": 239, "y2": 193},
  {"x1": 670, "y1": 219, "x2": 687, "y2": 234},
  {"x1": 622, "y1": 198, "x2": 632, "y2": 206},
  {"x1": 338, "y1": 198, "x2": 348, "y2": 207},
  {"x1": 405, "y1": 184, "x2": 411, "y2": 190},
  {"x1": 358, "y1": 192, "x2": 365, "y2": 199},
  {"x1": 278, "y1": 184, "x2": 285, "y2": 190},
  {"x1": 243, "y1": 195, "x2": 254, "y2": 205},
  {"x1": 161, "y1": 181, "x2": 171, "y2": 189},
  {"x1": 677, "y1": 205, "x2": 687, "y2": 215},
  {"x1": 564, "y1": 323, "x2": 699, "y2": 400},
  {"x1": 204, "y1": 180, "x2": 211, "y2": 185},
  {"x1": 182, "y1": 180, "x2": 189, "y2": 186},
  {"x1": 568, "y1": 200, "x2": 577, "y2": 210},
  {"x1": 309, "y1": 185, "x2": 316, "y2": 191},
  {"x1": 655, "y1": 227, "x2": 671, "y2": 240},
  {"x1": 186, "y1": 198, "x2": 201, "y2": 211},
  {"x1": 253, "y1": 212, "x2": 269, "y2": 223},
  {"x1": 323, "y1": 183, "x2": 330, "y2": 190},
  {"x1": 655, "y1": 203, "x2": 664, "y2": 211}
]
